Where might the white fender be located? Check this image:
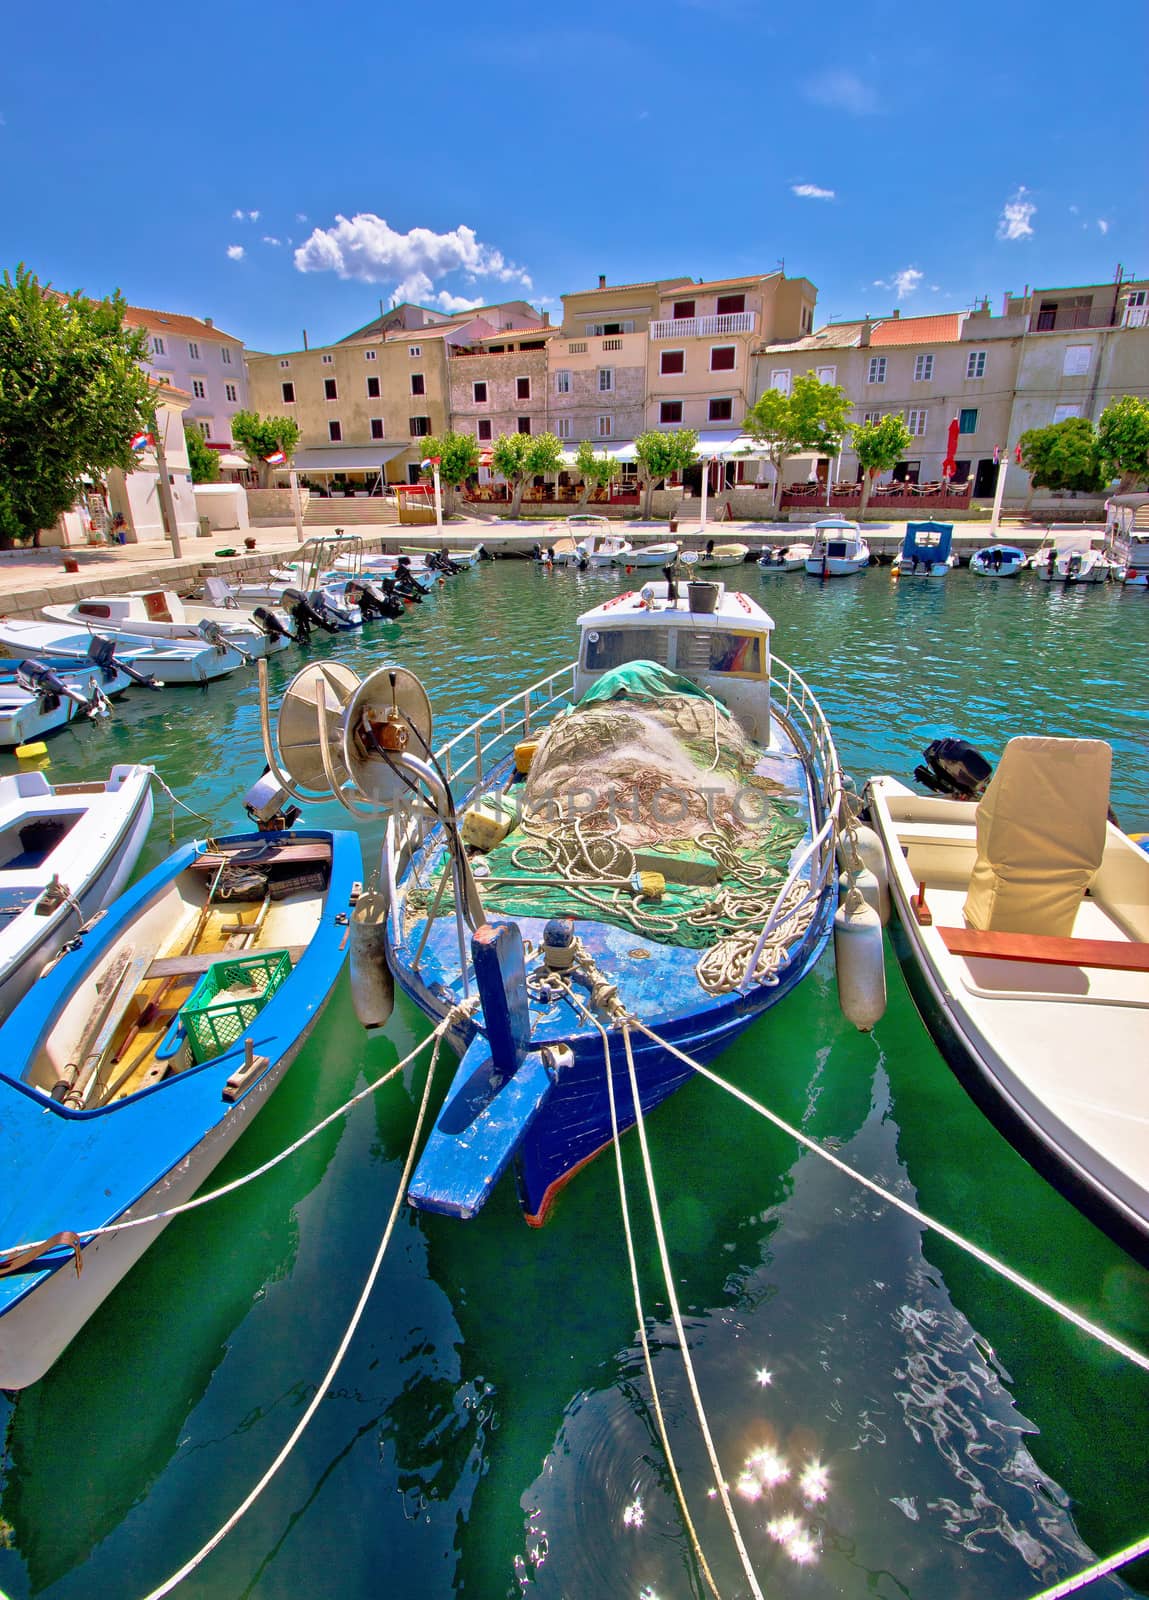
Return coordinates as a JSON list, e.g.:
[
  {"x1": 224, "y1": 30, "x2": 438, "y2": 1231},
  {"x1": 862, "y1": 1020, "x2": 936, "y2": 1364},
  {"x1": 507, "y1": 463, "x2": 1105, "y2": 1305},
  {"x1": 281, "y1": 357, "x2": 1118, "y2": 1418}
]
[
  {"x1": 834, "y1": 894, "x2": 886, "y2": 1032},
  {"x1": 850, "y1": 825, "x2": 891, "y2": 925},
  {"x1": 349, "y1": 888, "x2": 394, "y2": 1031},
  {"x1": 839, "y1": 863, "x2": 882, "y2": 922}
]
